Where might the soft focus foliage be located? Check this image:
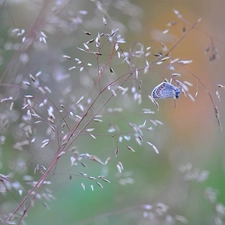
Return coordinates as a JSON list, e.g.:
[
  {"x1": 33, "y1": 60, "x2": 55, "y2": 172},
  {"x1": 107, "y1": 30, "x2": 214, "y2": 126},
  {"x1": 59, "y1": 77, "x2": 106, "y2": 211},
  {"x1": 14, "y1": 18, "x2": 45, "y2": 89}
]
[{"x1": 0, "y1": 0, "x2": 225, "y2": 225}]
